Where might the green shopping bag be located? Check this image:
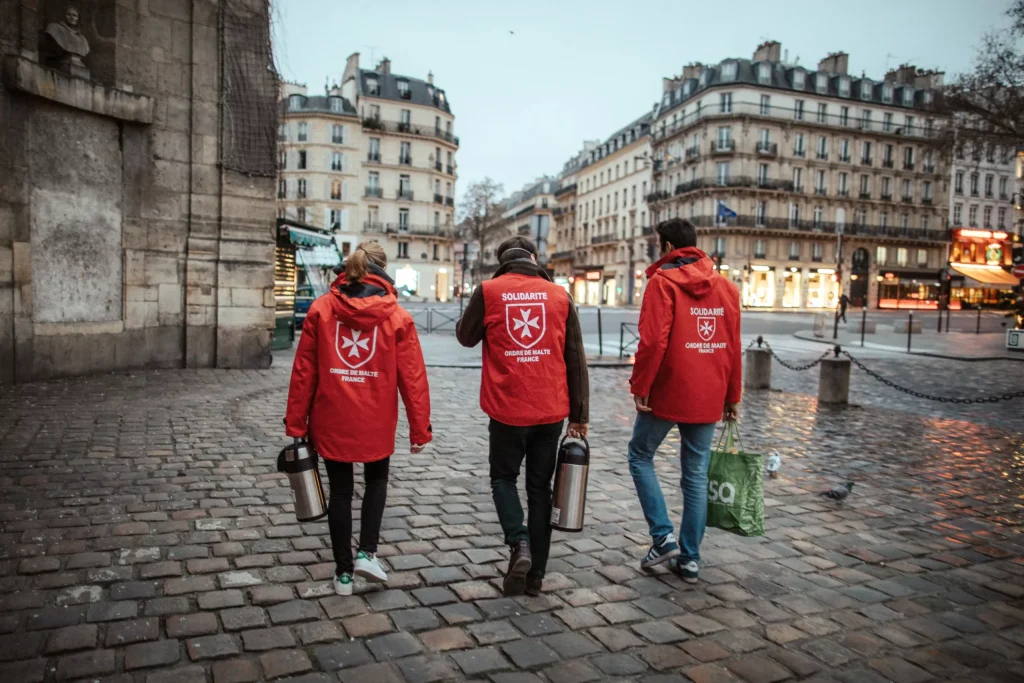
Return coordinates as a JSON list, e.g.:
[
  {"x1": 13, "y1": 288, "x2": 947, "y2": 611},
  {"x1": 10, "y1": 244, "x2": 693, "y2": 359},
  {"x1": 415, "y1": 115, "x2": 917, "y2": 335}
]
[{"x1": 706, "y1": 422, "x2": 765, "y2": 537}]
